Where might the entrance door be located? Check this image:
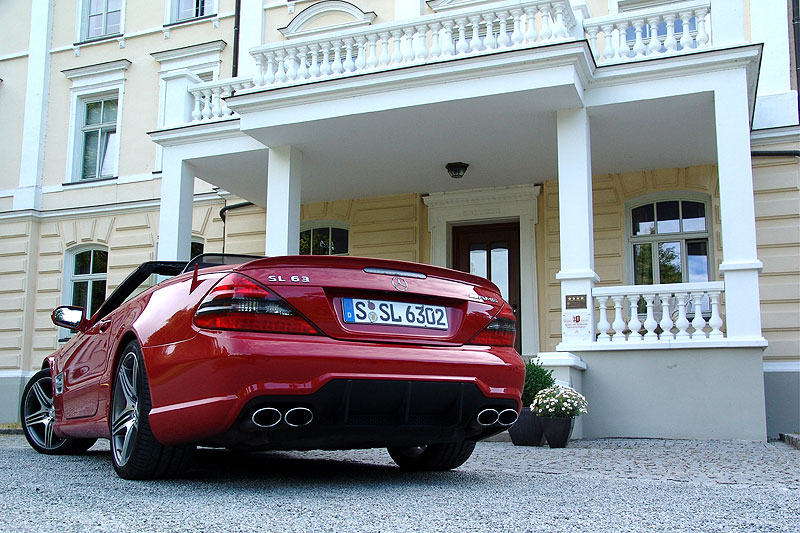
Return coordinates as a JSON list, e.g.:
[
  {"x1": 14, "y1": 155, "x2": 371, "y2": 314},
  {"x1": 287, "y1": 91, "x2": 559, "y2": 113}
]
[{"x1": 453, "y1": 223, "x2": 521, "y2": 352}]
